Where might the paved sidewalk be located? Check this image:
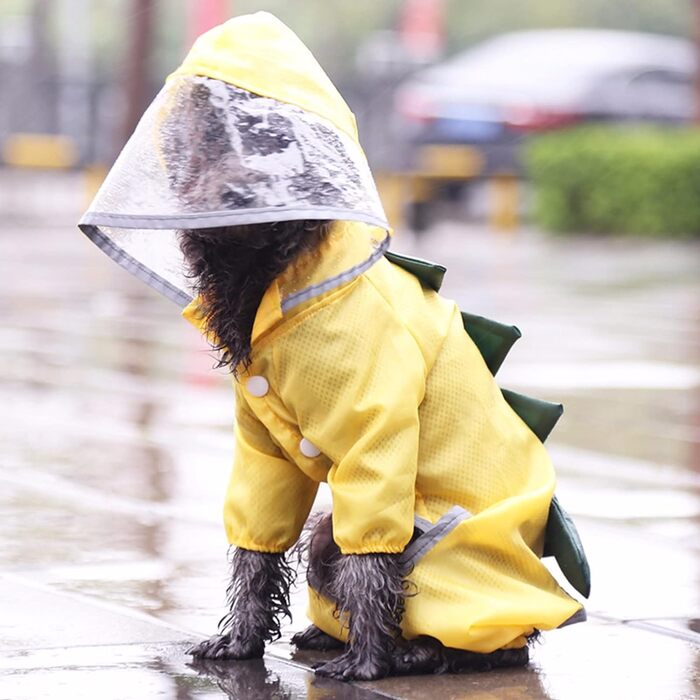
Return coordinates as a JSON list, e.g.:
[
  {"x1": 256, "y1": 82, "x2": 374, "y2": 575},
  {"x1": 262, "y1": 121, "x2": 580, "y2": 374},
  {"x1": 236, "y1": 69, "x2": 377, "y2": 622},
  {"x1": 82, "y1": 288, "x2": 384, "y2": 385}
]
[
  {"x1": 1, "y1": 569, "x2": 698, "y2": 699},
  {"x1": 0, "y1": 176, "x2": 698, "y2": 698}
]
